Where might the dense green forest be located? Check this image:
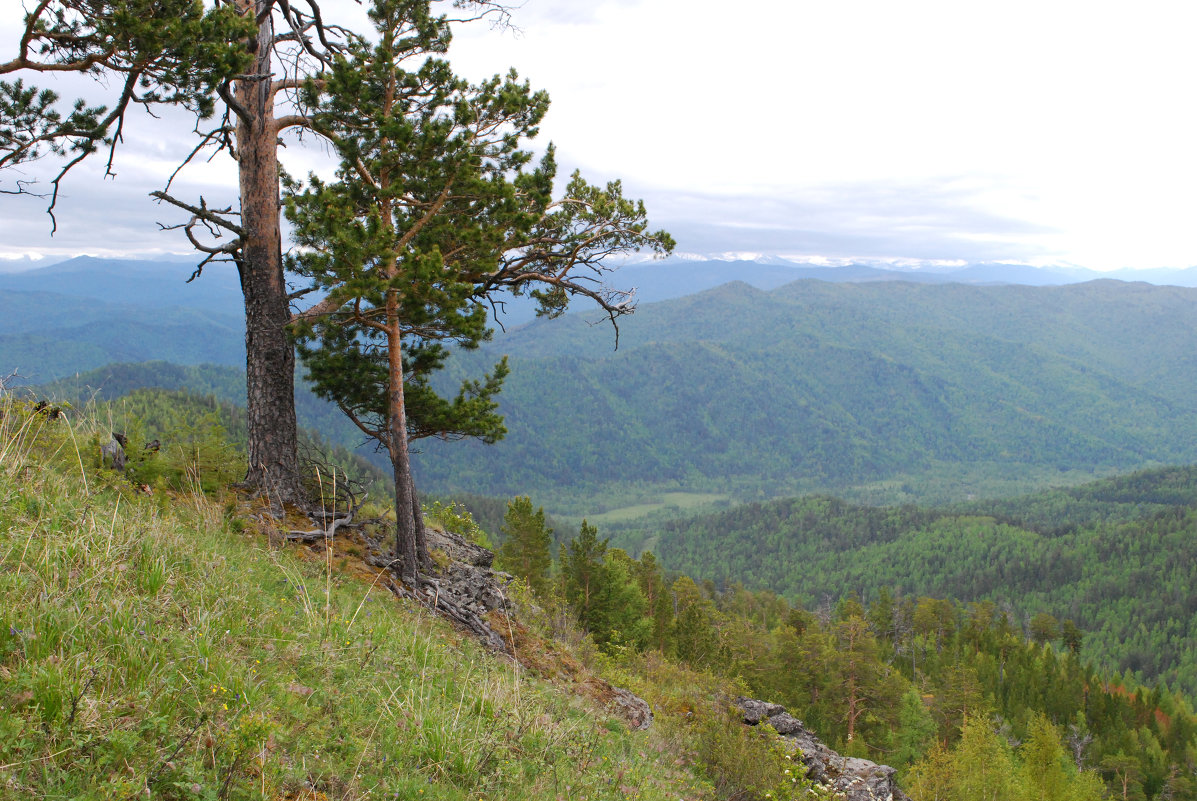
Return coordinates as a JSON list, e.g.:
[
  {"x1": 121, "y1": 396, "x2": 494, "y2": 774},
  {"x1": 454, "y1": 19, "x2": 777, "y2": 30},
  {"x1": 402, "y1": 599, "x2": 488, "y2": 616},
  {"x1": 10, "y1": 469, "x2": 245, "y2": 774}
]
[
  {"x1": 12, "y1": 267, "x2": 1197, "y2": 512},
  {"x1": 473, "y1": 487, "x2": 1197, "y2": 800},
  {"x1": 617, "y1": 466, "x2": 1197, "y2": 697},
  {"x1": 415, "y1": 278, "x2": 1197, "y2": 508}
]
